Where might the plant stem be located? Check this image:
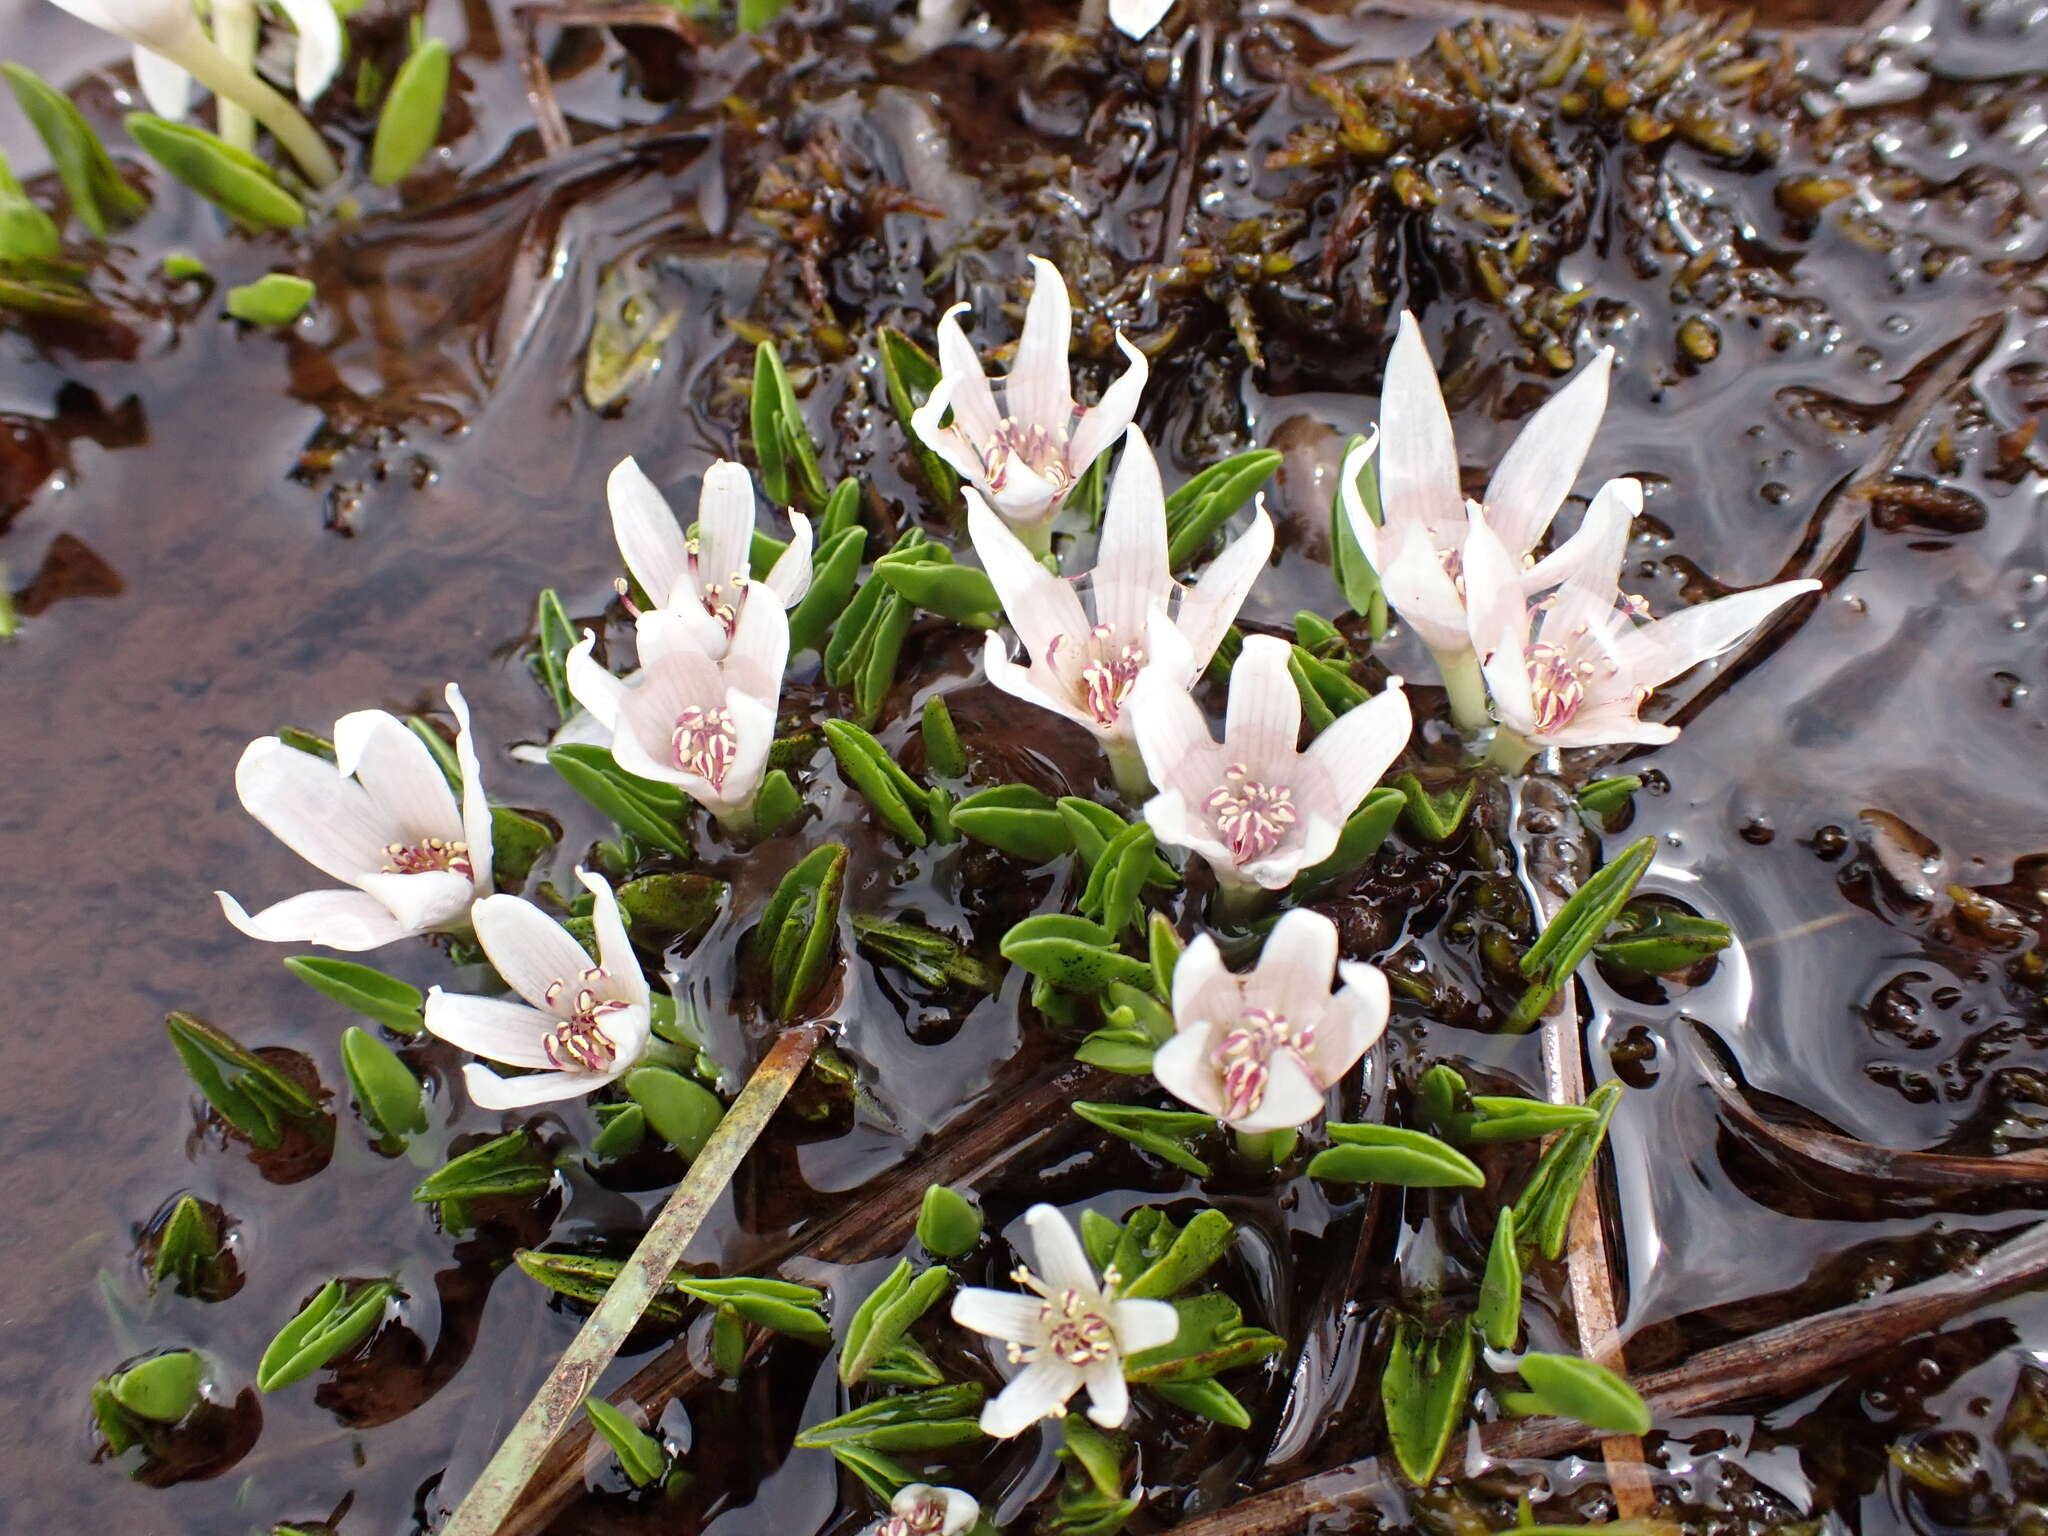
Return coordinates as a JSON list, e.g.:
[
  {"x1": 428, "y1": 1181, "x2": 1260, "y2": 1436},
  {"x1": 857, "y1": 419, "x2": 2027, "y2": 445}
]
[
  {"x1": 1434, "y1": 645, "x2": 1491, "y2": 734},
  {"x1": 1234, "y1": 1126, "x2": 1296, "y2": 1168},
  {"x1": 1105, "y1": 740, "x2": 1153, "y2": 804},
  {"x1": 171, "y1": 35, "x2": 339, "y2": 186},
  {"x1": 1485, "y1": 726, "x2": 1536, "y2": 775},
  {"x1": 1209, "y1": 874, "x2": 1271, "y2": 927},
  {"x1": 1016, "y1": 515, "x2": 1055, "y2": 561},
  {"x1": 440, "y1": 1024, "x2": 823, "y2": 1536},
  {"x1": 210, "y1": 0, "x2": 258, "y2": 153}
]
